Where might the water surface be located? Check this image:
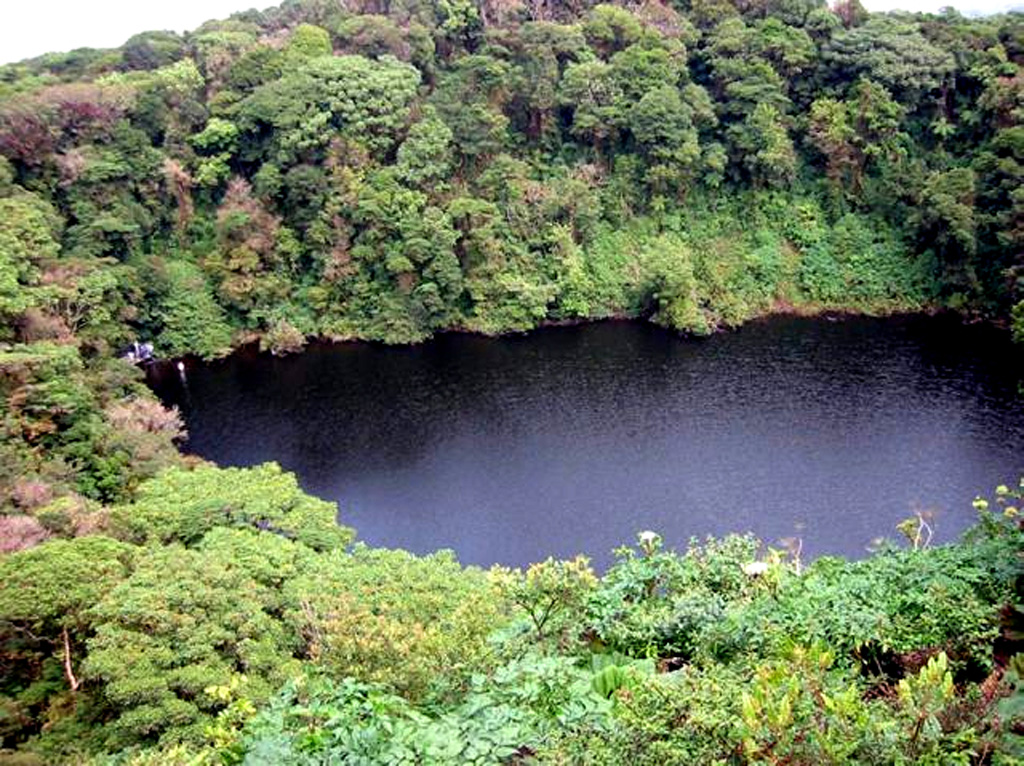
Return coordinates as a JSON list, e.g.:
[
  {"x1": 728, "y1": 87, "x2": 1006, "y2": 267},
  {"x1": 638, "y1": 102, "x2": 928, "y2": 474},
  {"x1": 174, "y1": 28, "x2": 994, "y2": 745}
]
[{"x1": 150, "y1": 315, "x2": 1024, "y2": 568}]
